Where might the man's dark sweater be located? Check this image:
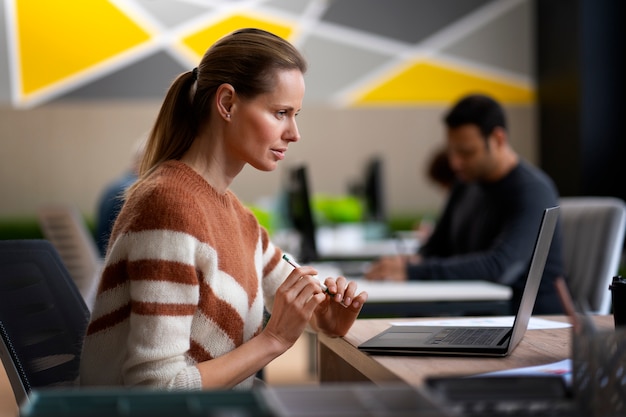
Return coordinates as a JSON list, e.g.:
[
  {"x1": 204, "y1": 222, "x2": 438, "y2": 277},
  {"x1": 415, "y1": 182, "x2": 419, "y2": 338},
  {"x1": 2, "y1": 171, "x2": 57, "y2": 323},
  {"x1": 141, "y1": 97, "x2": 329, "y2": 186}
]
[{"x1": 409, "y1": 160, "x2": 564, "y2": 314}]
